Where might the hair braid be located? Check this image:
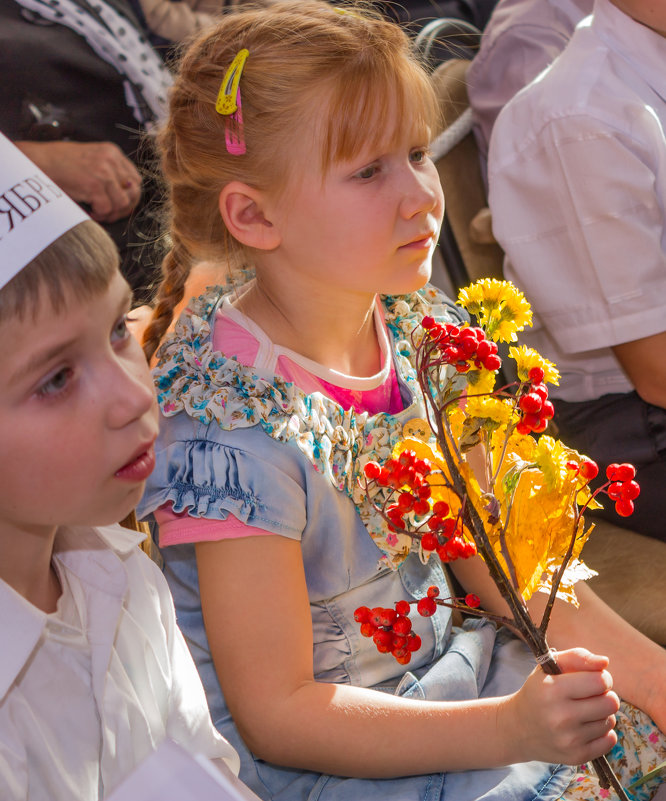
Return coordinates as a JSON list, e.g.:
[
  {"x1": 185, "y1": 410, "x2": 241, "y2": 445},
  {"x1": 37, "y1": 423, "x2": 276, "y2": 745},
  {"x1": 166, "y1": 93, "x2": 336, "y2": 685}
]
[{"x1": 142, "y1": 237, "x2": 193, "y2": 361}]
